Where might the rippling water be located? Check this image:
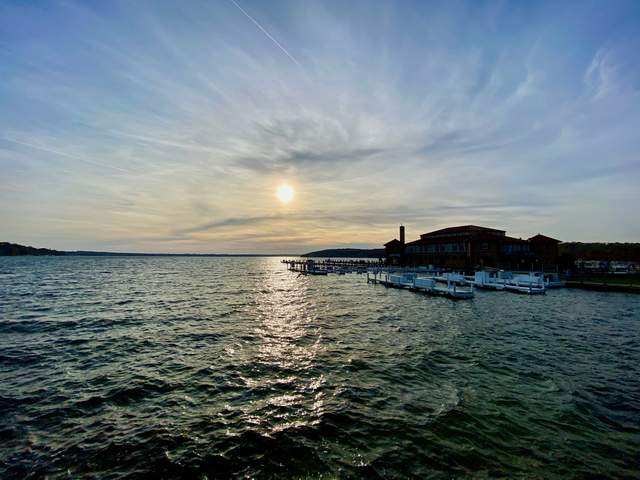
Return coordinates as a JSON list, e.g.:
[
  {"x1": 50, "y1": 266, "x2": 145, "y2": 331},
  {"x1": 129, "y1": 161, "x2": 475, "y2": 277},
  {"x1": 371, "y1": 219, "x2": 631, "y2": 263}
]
[{"x1": 1, "y1": 256, "x2": 639, "y2": 479}]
